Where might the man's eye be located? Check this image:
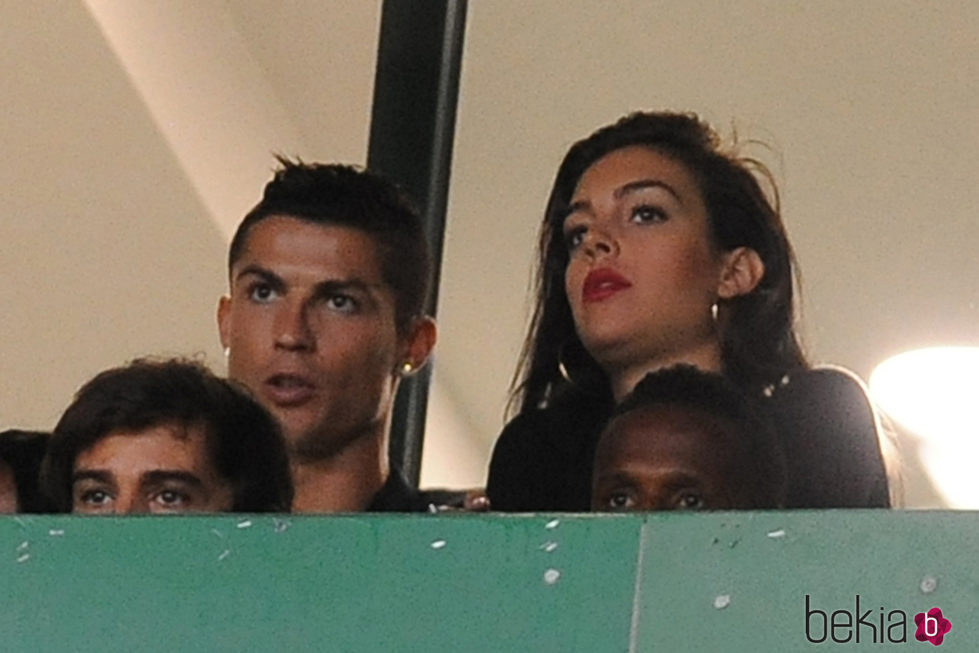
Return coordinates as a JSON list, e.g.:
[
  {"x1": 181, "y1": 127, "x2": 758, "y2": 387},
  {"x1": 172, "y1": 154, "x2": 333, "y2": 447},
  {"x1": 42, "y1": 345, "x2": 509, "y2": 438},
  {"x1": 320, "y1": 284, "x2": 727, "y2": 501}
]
[
  {"x1": 326, "y1": 294, "x2": 357, "y2": 313},
  {"x1": 154, "y1": 490, "x2": 189, "y2": 508},
  {"x1": 81, "y1": 489, "x2": 111, "y2": 506},
  {"x1": 606, "y1": 492, "x2": 635, "y2": 511},
  {"x1": 675, "y1": 492, "x2": 705, "y2": 510},
  {"x1": 629, "y1": 204, "x2": 667, "y2": 223},
  {"x1": 248, "y1": 283, "x2": 278, "y2": 302}
]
